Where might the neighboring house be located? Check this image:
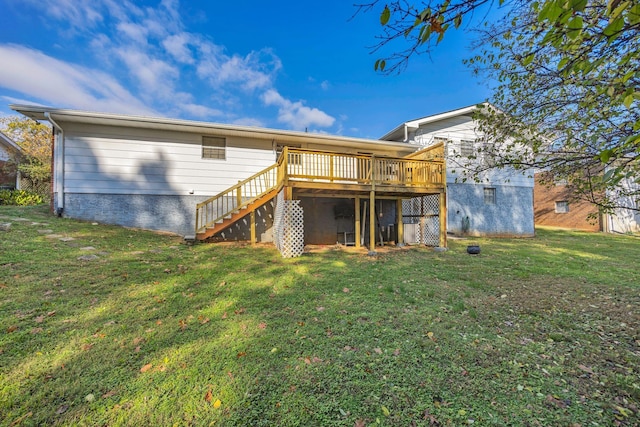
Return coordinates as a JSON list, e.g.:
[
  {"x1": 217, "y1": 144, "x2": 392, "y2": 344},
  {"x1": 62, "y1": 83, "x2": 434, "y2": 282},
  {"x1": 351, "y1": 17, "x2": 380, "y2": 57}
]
[
  {"x1": 533, "y1": 172, "x2": 602, "y2": 231},
  {"x1": 0, "y1": 131, "x2": 22, "y2": 189},
  {"x1": 602, "y1": 174, "x2": 640, "y2": 234},
  {"x1": 12, "y1": 105, "x2": 447, "y2": 256},
  {"x1": 380, "y1": 105, "x2": 535, "y2": 237}
]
